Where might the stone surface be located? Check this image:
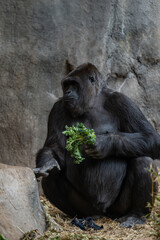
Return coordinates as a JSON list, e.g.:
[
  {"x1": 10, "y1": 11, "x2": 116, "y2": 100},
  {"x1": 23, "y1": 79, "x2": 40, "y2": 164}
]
[
  {"x1": 0, "y1": 163, "x2": 46, "y2": 240},
  {"x1": 0, "y1": 0, "x2": 160, "y2": 167}
]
